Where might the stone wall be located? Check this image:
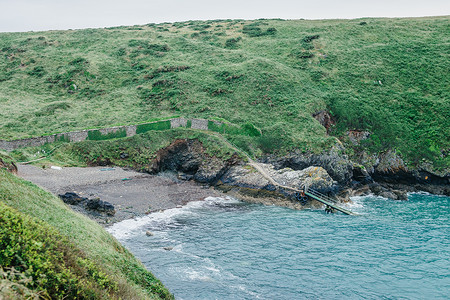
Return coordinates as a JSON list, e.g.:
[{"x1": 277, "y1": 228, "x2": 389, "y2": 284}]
[
  {"x1": 0, "y1": 118, "x2": 222, "y2": 151},
  {"x1": 170, "y1": 118, "x2": 187, "y2": 129},
  {"x1": 190, "y1": 118, "x2": 209, "y2": 130}
]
